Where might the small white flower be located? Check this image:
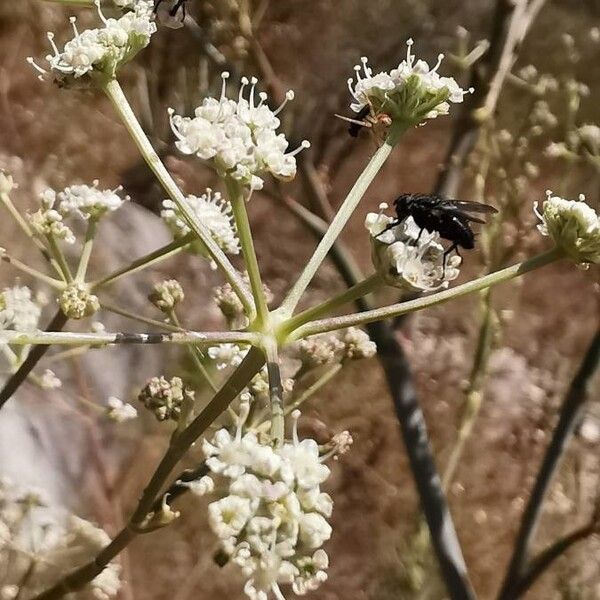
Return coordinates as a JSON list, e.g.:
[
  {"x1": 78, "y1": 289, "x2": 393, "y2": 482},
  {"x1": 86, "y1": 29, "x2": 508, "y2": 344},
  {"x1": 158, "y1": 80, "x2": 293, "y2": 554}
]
[
  {"x1": 298, "y1": 512, "x2": 332, "y2": 549},
  {"x1": 534, "y1": 191, "x2": 600, "y2": 265},
  {"x1": 106, "y1": 396, "x2": 138, "y2": 422},
  {"x1": 0, "y1": 285, "x2": 41, "y2": 332},
  {"x1": 161, "y1": 189, "x2": 239, "y2": 259},
  {"x1": 208, "y1": 496, "x2": 255, "y2": 539},
  {"x1": 58, "y1": 181, "x2": 127, "y2": 220},
  {"x1": 340, "y1": 327, "x2": 377, "y2": 360},
  {"x1": 168, "y1": 74, "x2": 310, "y2": 191},
  {"x1": 28, "y1": 189, "x2": 76, "y2": 244},
  {"x1": 208, "y1": 343, "x2": 249, "y2": 370},
  {"x1": 348, "y1": 40, "x2": 472, "y2": 128},
  {"x1": 180, "y1": 475, "x2": 215, "y2": 497},
  {"x1": 40, "y1": 369, "x2": 62, "y2": 390},
  {"x1": 292, "y1": 550, "x2": 329, "y2": 595}
]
